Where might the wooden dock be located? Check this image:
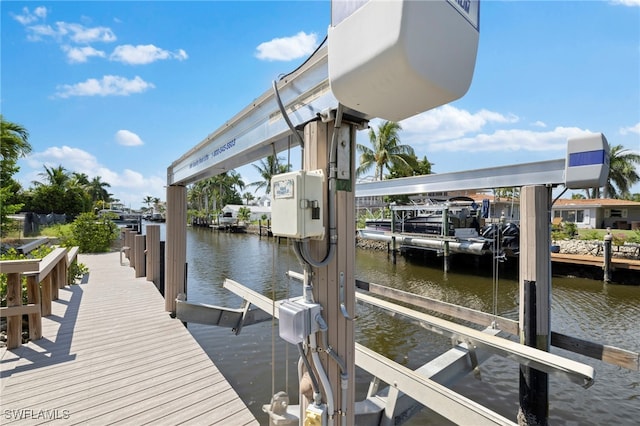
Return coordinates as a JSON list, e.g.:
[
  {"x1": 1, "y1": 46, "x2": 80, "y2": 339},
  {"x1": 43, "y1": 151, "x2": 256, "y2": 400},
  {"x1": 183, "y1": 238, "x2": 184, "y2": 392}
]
[
  {"x1": 0, "y1": 251, "x2": 258, "y2": 425},
  {"x1": 551, "y1": 252, "x2": 640, "y2": 271}
]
